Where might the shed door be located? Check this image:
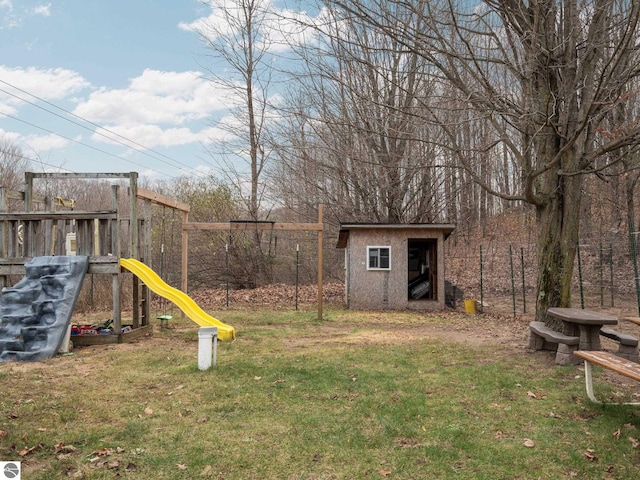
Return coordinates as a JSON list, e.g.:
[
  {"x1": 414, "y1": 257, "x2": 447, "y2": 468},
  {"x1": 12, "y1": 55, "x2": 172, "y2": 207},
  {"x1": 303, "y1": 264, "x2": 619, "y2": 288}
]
[{"x1": 407, "y1": 239, "x2": 437, "y2": 300}]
